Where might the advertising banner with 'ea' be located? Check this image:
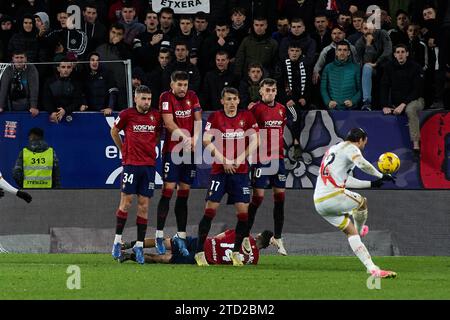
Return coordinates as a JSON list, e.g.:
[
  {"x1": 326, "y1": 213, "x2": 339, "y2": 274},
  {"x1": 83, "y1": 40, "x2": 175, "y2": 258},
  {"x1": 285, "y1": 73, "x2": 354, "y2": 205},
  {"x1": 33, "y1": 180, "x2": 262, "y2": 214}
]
[
  {"x1": 152, "y1": 0, "x2": 210, "y2": 14},
  {"x1": 0, "y1": 111, "x2": 448, "y2": 189}
]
